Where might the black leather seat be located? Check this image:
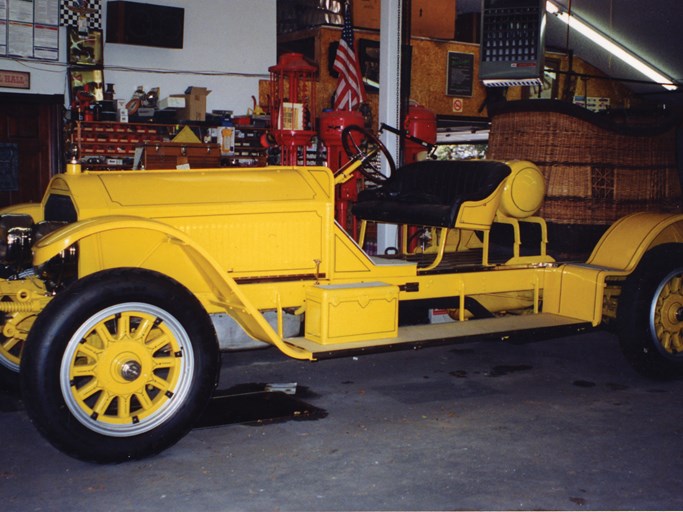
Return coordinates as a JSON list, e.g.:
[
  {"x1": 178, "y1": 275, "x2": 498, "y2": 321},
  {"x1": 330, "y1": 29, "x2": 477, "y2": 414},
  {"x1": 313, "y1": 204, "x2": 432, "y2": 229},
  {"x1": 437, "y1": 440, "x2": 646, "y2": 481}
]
[{"x1": 352, "y1": 160, "x2": 512, "y2": 228}]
